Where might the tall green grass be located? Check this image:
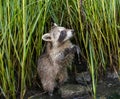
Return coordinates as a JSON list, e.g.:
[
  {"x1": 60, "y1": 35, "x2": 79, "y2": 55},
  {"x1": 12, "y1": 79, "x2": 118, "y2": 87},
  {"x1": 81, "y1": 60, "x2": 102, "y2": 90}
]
[{"x1": 0, "y1": 0, "x2": 120, "y2": 98}]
